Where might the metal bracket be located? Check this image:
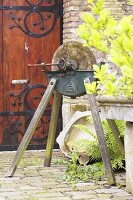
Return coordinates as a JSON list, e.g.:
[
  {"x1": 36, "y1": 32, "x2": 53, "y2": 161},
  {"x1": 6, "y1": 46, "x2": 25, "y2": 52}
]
[{"x1": 0, "y1": 0, "x2": 61, "y2": 38}]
